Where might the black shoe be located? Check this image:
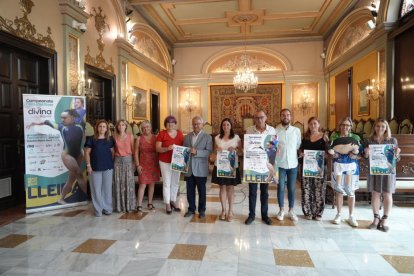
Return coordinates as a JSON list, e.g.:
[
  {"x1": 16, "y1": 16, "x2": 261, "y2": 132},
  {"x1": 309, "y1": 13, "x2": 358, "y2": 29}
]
[
  {"x1": 184, "y1": 211, "x2": 195, "y2": 217},
  {"x1": 102, "y1": 209, "x2": 112, "y2": 215},
  {"x1": 262, "y1": 217, "x2": 273, "y2": 225},
  {"x1": 199, "y1": 212, "x2": 206, "y2": 218},
  {"x1": 170, "y1": 201, "x2": 181, "y2": 212},
  {"x1": 245, "y1": 216, "x2": 255, "y2": 225}
]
